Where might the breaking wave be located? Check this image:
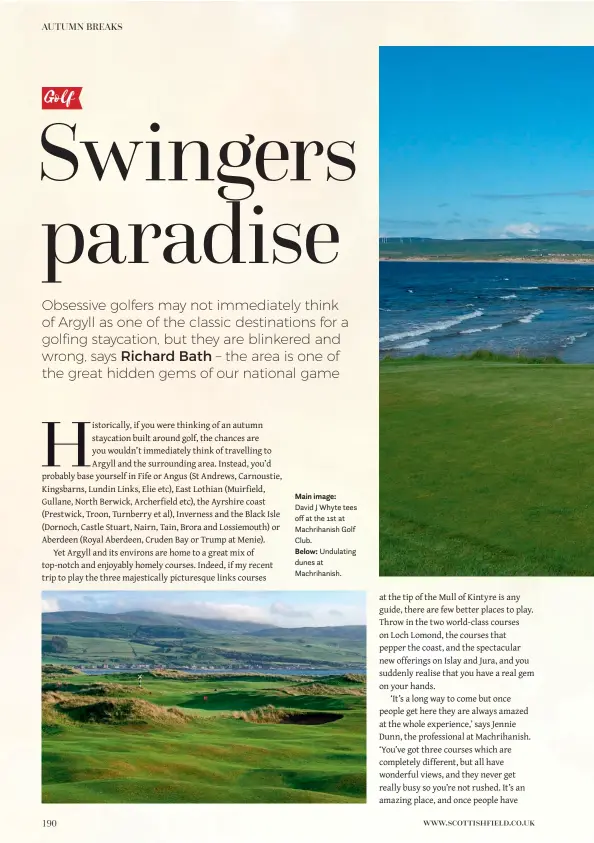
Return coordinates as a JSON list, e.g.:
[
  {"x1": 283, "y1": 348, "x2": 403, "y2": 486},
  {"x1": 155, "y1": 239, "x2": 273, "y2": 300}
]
[
  {"x1": 518, "y1": 309, "x2": 544, "y2": 324},
  {"x1": 395, "y1": 339, "x2": 430, "y2": 350},
  {"x1": 561, "y1": 332, "x2": 588, "y2": 348},
  {"x1": 379, "y1": 309, "x2": 483, "y2": 343},
  {"x1": 460, "y1": 324, "x2": 503, "y2": 335}
]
